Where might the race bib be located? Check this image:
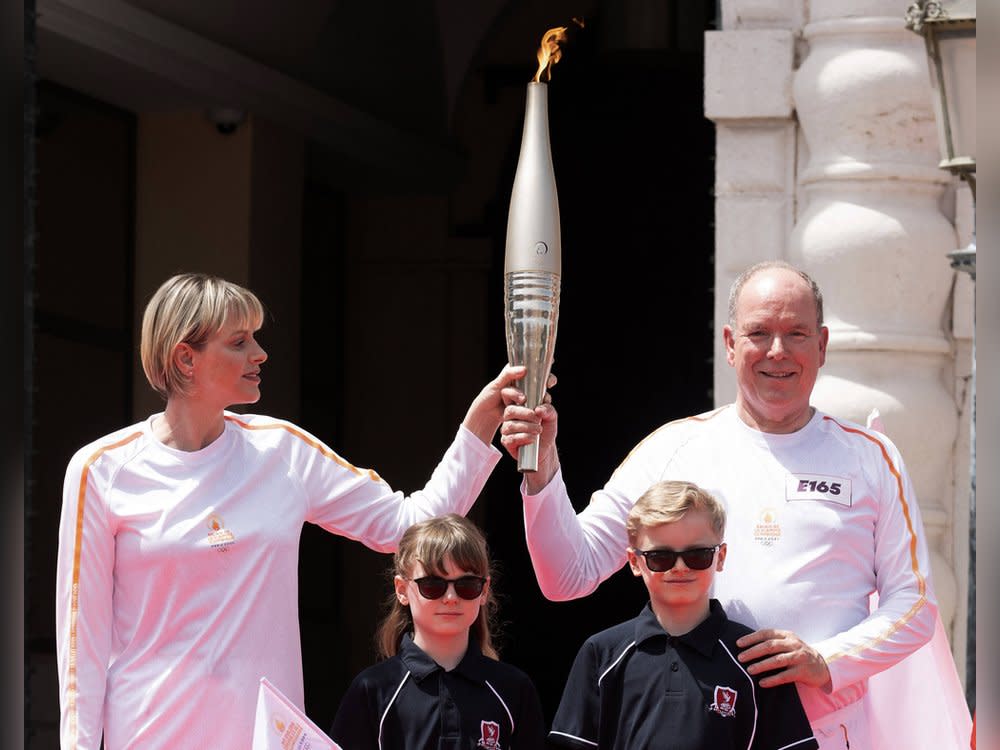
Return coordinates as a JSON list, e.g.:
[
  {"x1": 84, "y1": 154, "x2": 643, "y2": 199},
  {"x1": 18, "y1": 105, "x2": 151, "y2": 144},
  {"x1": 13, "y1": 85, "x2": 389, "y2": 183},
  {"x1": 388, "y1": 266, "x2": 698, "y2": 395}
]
[{"x1": 785, "y1": 474, "x2": 852, "y2": 506}]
